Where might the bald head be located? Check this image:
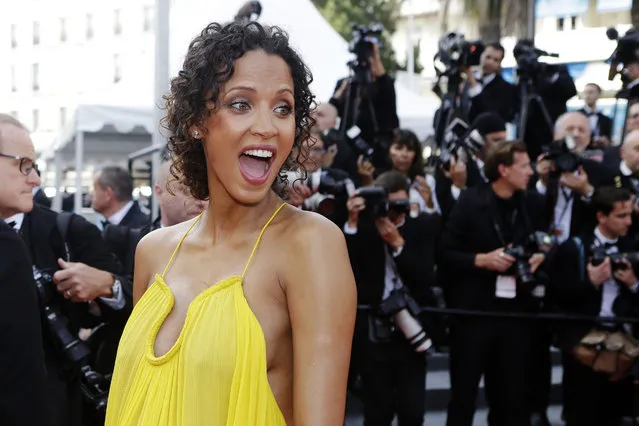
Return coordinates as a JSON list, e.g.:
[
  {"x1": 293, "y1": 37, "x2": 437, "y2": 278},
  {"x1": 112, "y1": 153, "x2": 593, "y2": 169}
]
[
  {"x1": 311, "y1": 103, "x2": 338, "y2": 134},
  {"x1": 554, "y1": 112, "x2": 590, "y2": 153},
  {"x1": 622, "y1": 129, "x2": 639, "y2": 173}
]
